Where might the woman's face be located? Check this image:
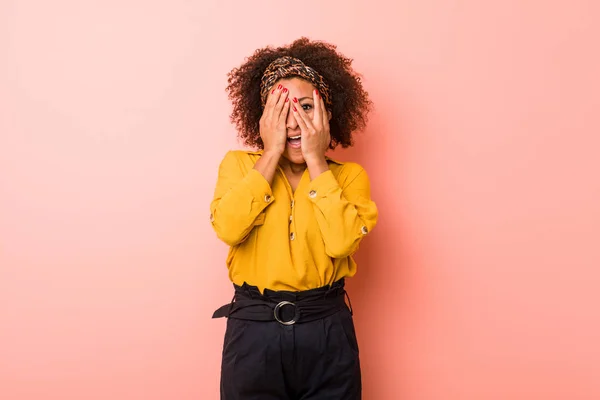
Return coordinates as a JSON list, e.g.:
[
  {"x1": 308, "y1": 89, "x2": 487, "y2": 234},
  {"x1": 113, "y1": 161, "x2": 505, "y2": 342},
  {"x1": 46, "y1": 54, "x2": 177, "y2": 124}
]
[{"x1": 274, "y1": 77, "x2": 318, "y2": 165}]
